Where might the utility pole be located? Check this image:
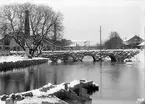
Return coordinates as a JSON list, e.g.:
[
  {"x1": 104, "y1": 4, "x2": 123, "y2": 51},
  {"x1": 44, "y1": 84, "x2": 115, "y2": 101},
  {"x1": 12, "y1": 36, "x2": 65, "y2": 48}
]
[
  {"x1": 99, "y1": 25, "x2": 102, "y2": 97},
  {"x1": 99, "y1": 25, "x2": 102, "y2": 61}
]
